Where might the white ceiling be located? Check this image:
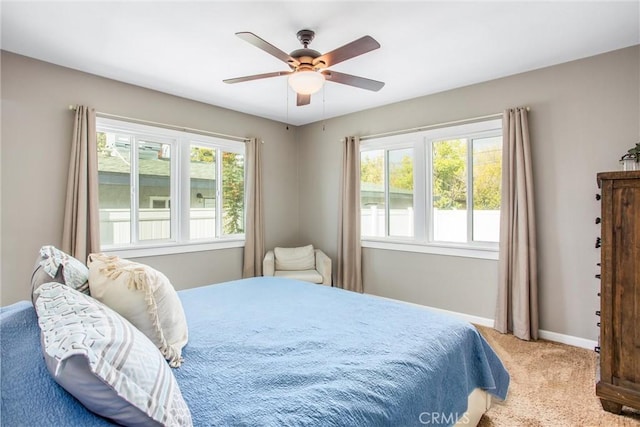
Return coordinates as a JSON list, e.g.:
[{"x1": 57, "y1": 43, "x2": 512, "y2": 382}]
[{"x1": 2, "y1": 1, "x2": 639, "y2": 126}]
